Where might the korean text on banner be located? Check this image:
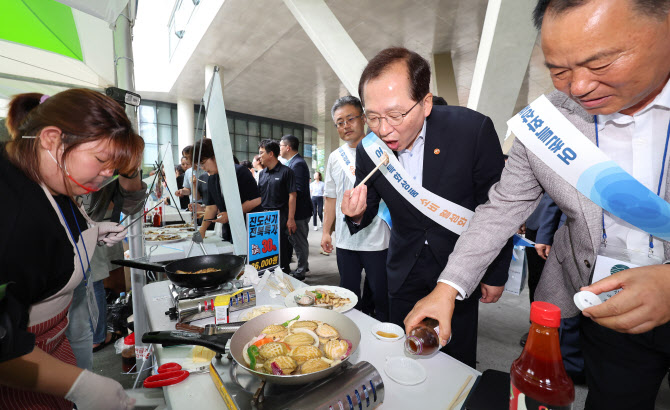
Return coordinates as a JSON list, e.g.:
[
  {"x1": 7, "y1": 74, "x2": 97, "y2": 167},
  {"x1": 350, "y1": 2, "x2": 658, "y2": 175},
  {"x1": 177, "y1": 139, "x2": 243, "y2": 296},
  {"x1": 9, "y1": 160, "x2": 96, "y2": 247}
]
[{"x1": 247, "y1": 211, "x2": 280, "y2": 272}]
